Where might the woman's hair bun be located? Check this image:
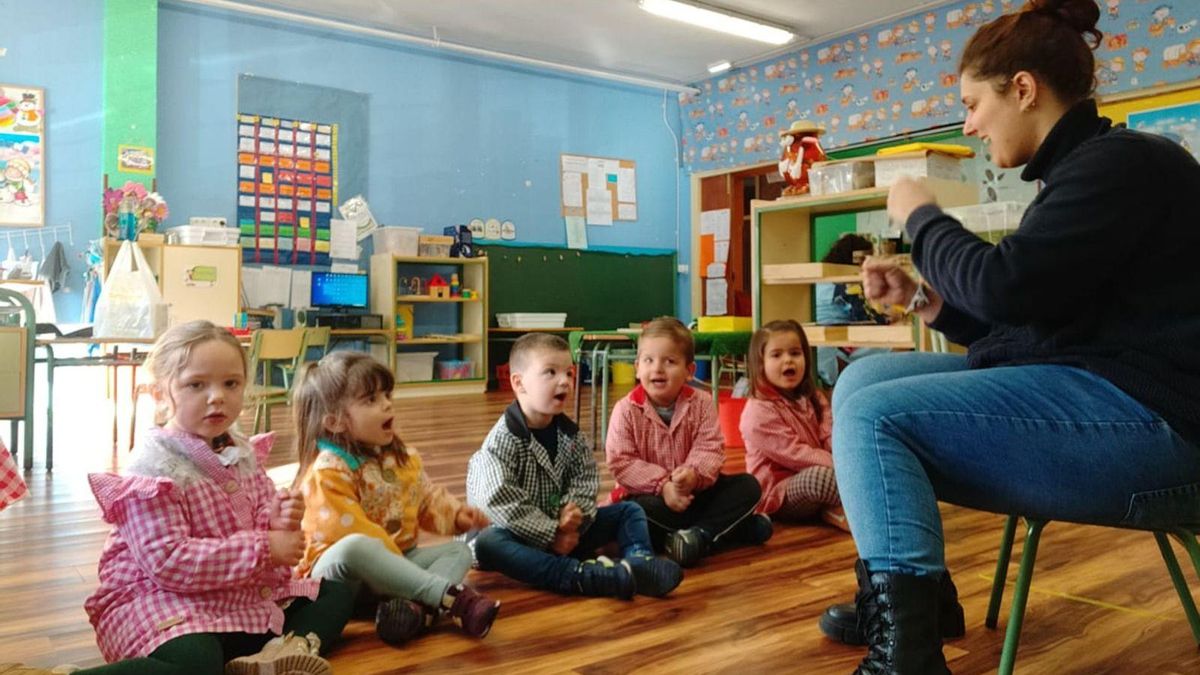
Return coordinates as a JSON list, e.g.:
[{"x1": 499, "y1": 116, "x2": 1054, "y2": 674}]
[{"x1": 1025, "y1": 0, "x2": 1102, "y2": 45}]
